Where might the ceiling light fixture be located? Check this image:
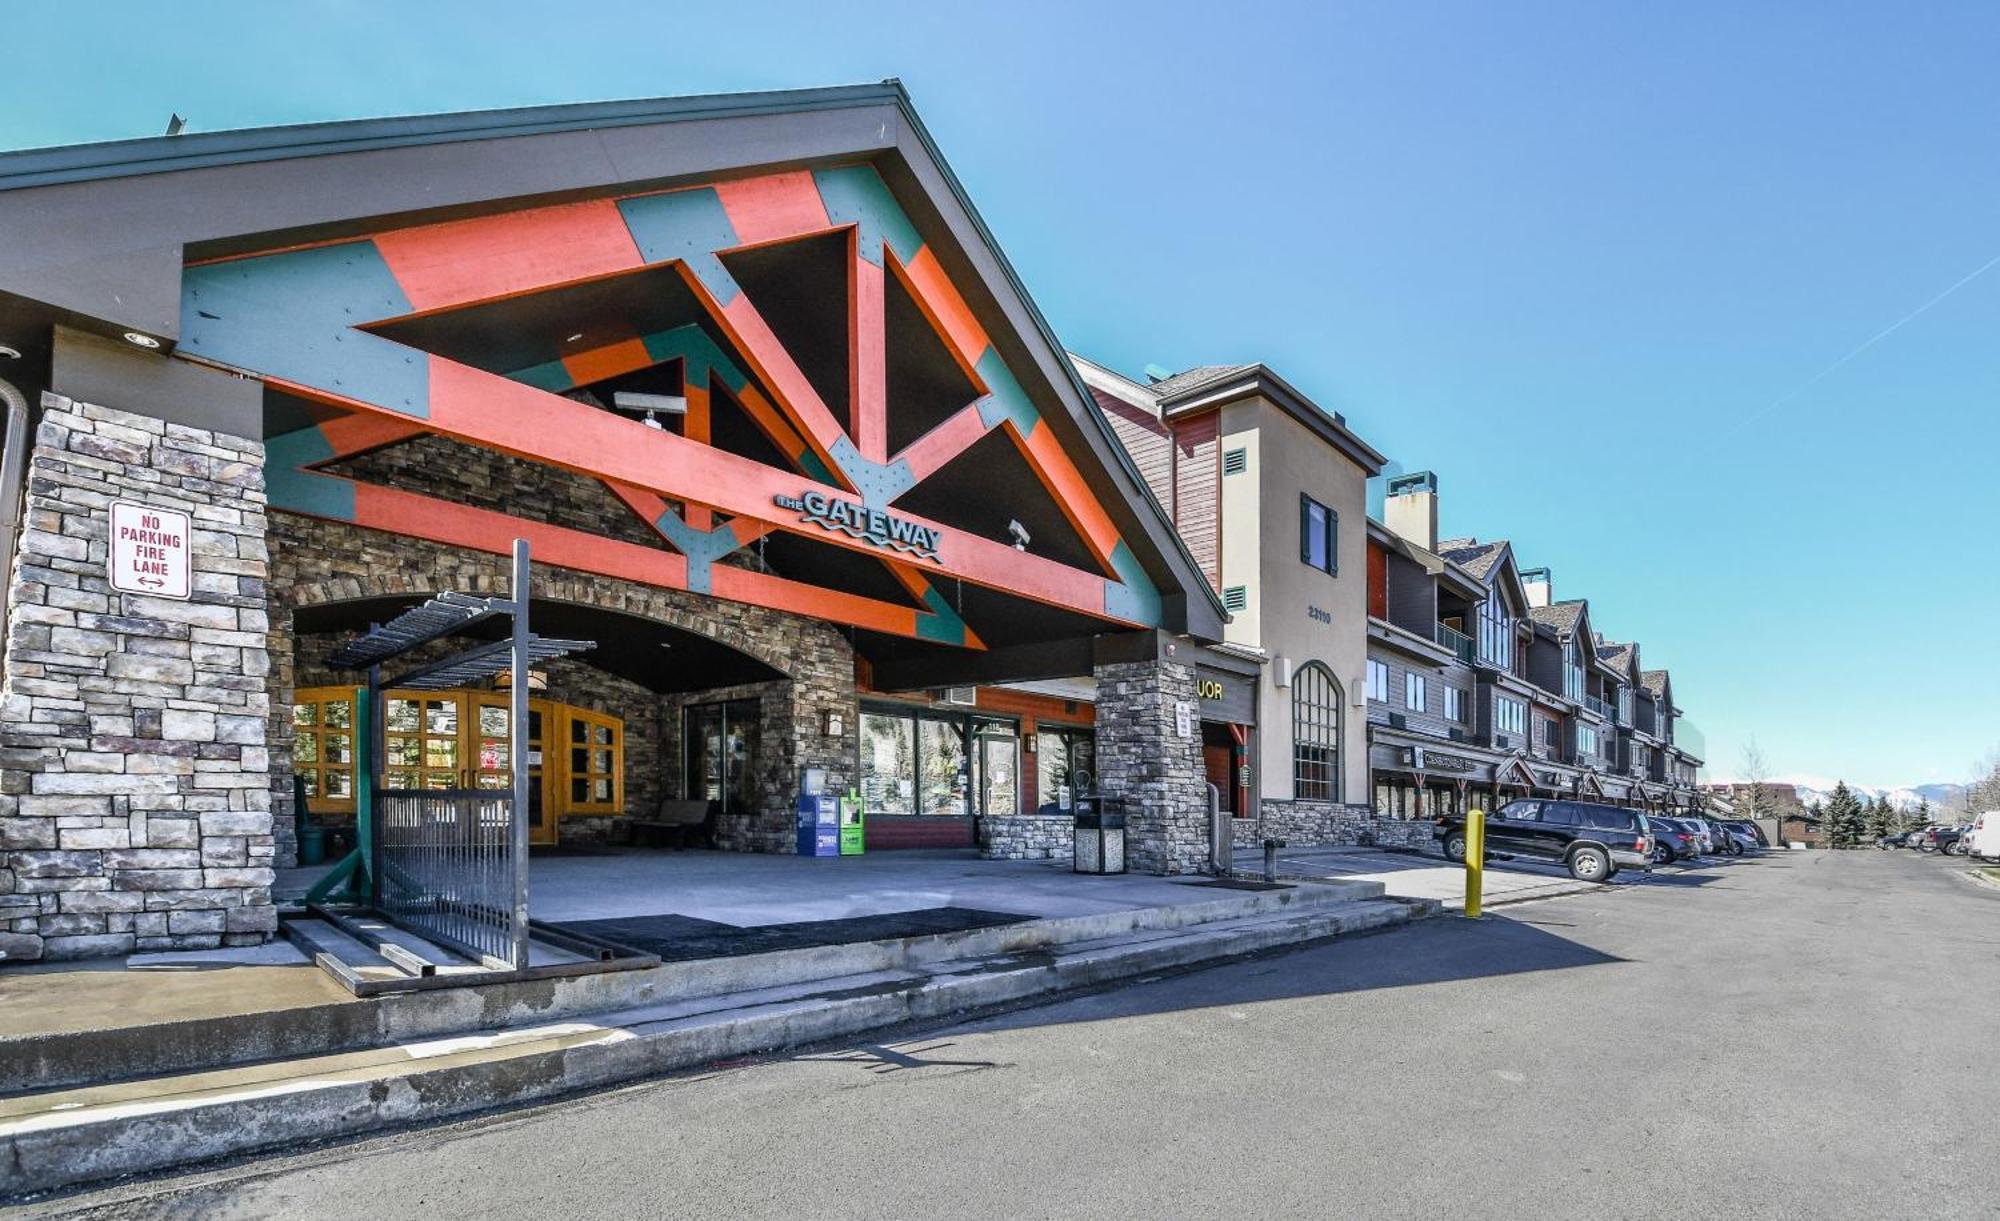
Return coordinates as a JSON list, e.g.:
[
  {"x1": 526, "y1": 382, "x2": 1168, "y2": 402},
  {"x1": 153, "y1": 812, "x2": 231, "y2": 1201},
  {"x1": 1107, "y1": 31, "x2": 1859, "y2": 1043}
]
[{"x1": 121, "y1": 331, "x2": 162, "y2": 350}]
